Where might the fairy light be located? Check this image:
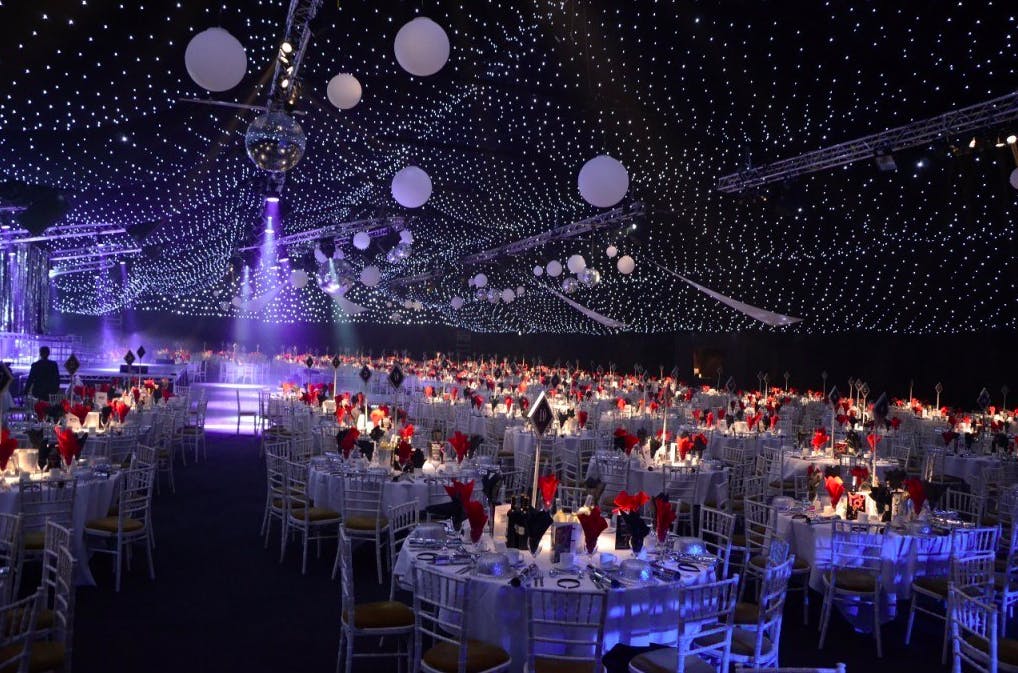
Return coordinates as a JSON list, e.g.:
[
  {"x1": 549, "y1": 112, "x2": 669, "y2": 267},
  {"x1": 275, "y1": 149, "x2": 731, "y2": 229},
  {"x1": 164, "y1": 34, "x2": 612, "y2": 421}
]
[{"x1": 0, "y1": 2, "x2": 1015, "y2": 333}]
